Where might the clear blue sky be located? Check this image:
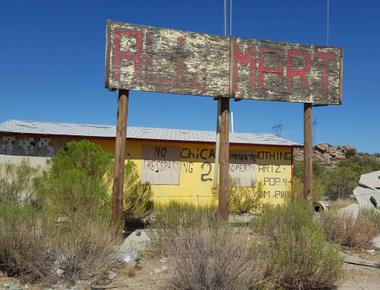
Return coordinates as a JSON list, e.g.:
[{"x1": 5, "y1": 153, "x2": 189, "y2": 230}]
[{"x1": 1, "y1": 1, "x2": 379, "y2": 153}]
